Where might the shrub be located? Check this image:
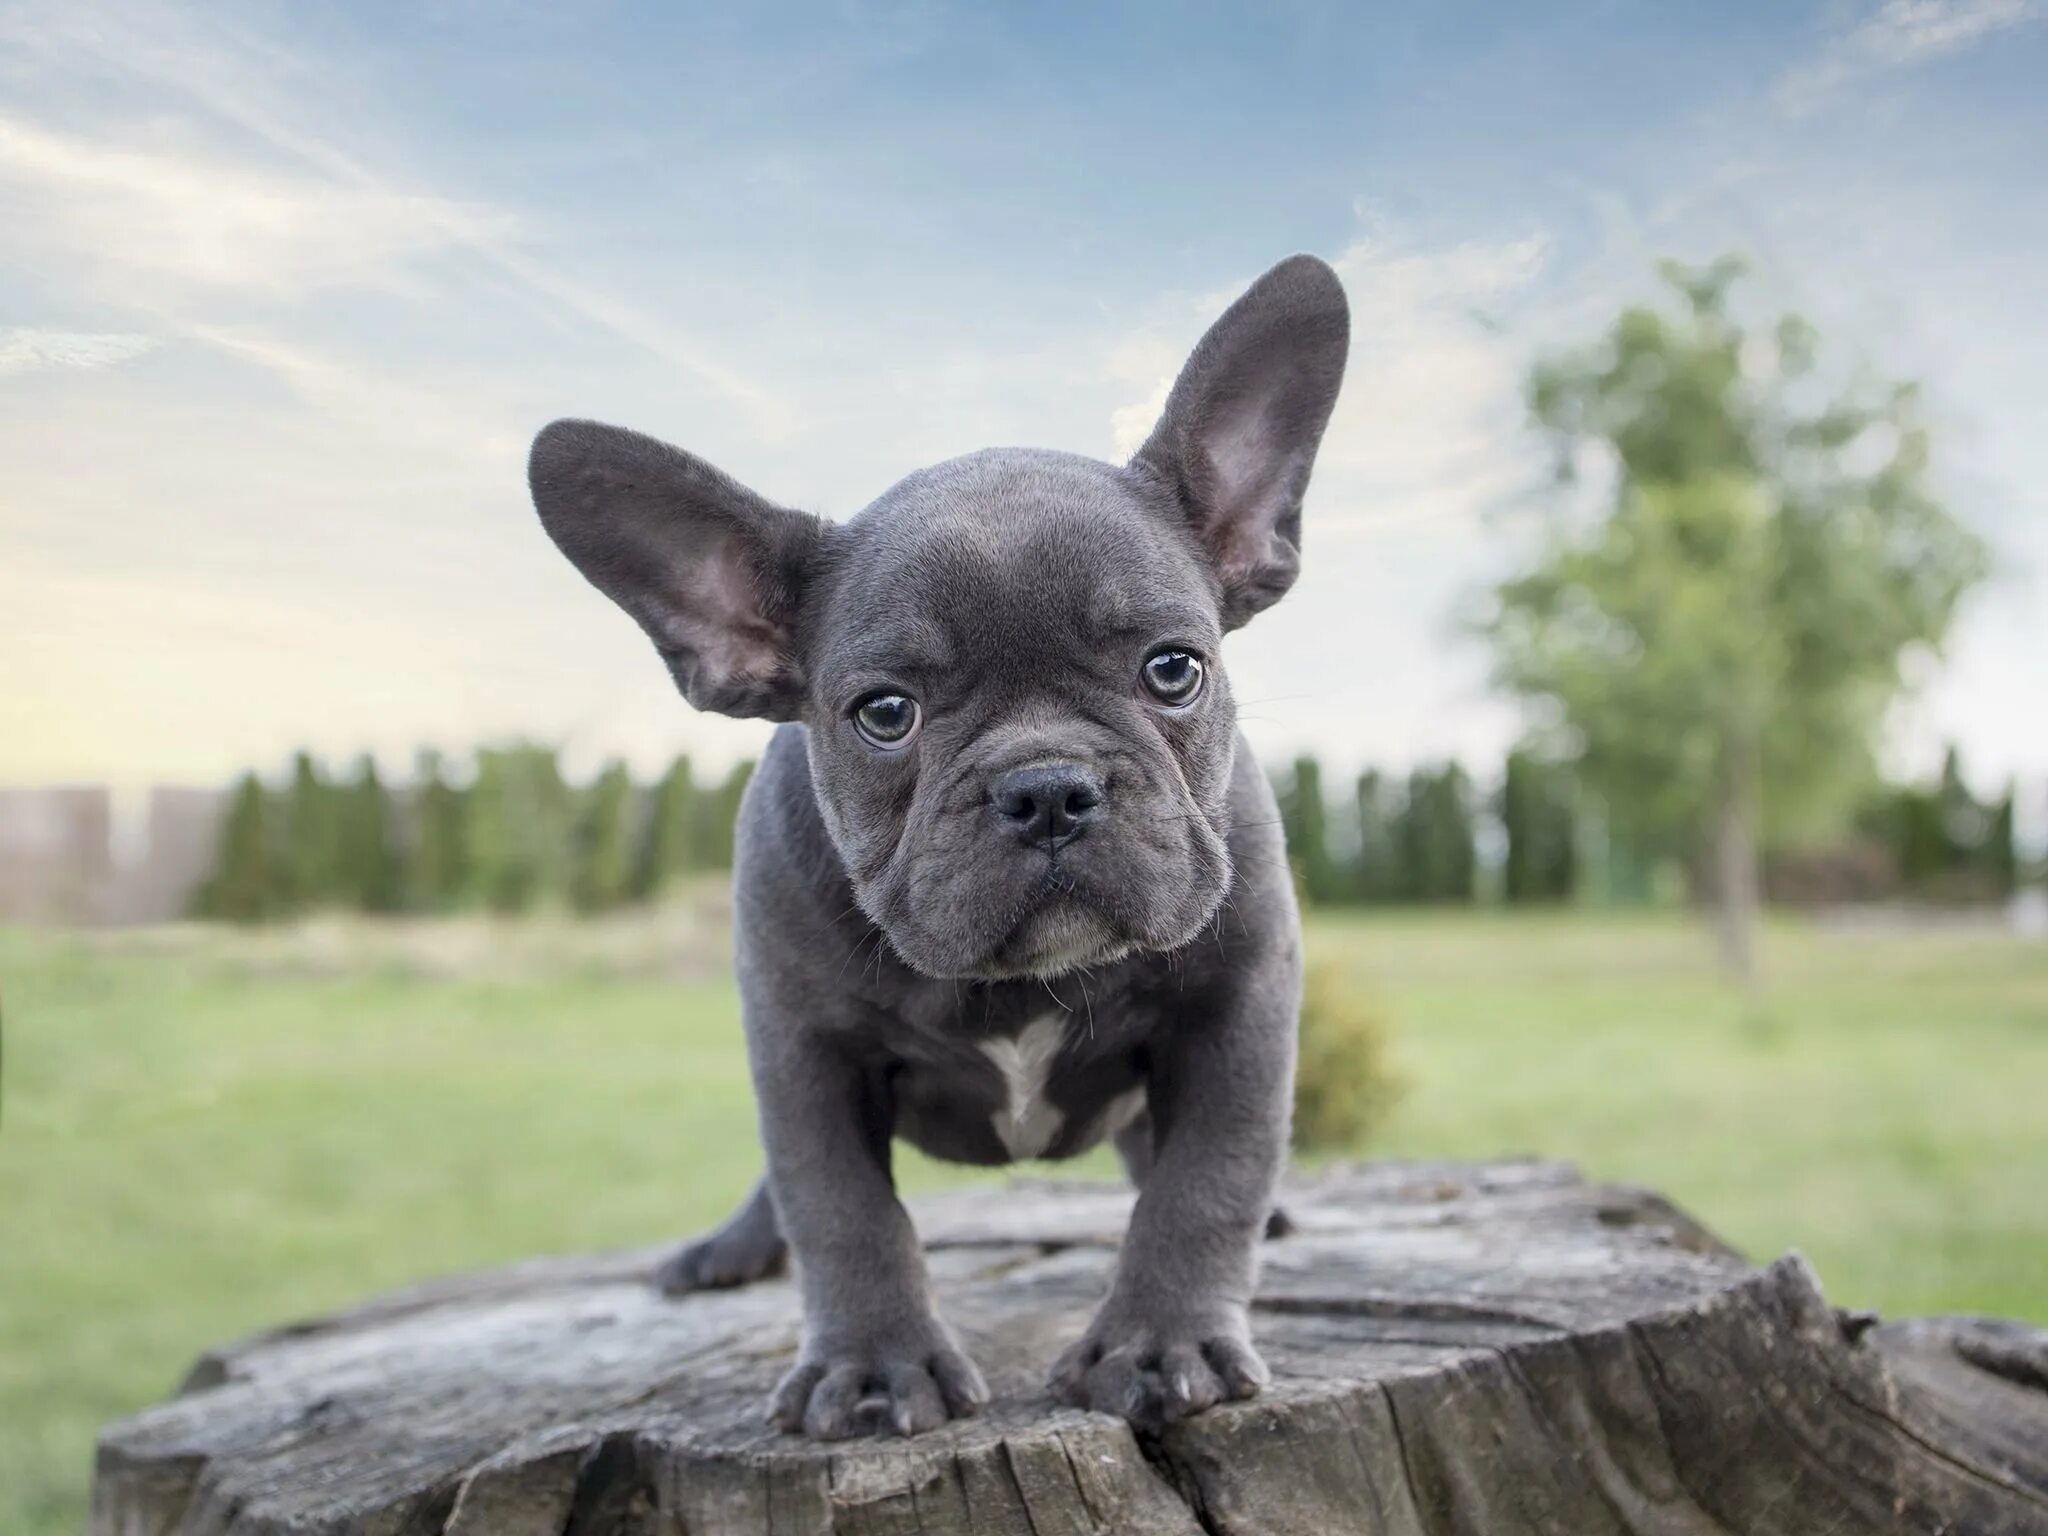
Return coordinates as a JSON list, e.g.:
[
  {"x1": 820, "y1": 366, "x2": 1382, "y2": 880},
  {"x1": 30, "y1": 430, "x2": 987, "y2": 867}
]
[{"x1": 1292, "y1": 956, "x2": 1401, "y2": 1153}]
